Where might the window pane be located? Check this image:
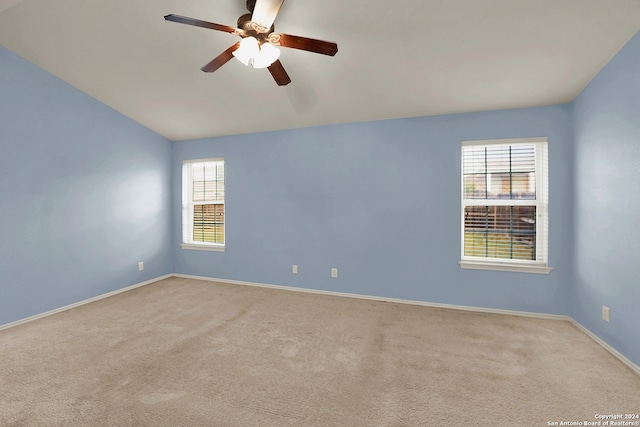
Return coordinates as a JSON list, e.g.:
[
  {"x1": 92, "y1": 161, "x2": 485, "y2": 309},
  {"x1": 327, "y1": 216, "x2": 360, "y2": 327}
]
[
  {"x1": 192, "y1": 161, "x2": 225, "y2": 202},
  {"x1": 463, "y1": 144, "x2": 536, "y2": 200},
  {"x1": 464, "y1": 206, "x2": 536, "y2": 260},
  {"x1": 193, "y1": 204, "x2": 225, "y2": 244}
]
